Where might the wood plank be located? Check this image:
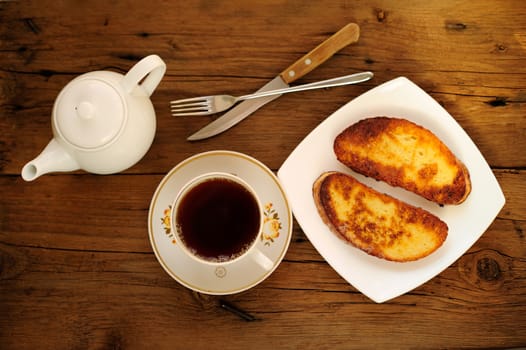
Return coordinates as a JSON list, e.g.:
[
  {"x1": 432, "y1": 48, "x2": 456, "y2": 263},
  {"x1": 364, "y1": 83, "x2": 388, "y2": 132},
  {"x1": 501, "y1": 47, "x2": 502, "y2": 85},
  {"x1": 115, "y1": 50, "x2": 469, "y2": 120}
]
[
  {"x1": 0, "y1": 170, "x2": 522, "y2": 249},
  {"x1": 2, "y1": 79, "x2": 524, "y2": 174}
]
